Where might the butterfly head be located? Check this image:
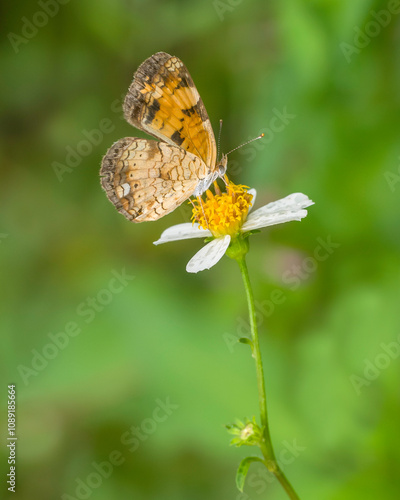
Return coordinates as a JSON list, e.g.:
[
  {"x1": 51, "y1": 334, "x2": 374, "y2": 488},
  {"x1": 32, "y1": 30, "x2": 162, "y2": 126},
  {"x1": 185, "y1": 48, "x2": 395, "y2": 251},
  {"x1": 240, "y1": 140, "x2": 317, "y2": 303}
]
[{"x1": 217, "y1": 155, "x2": 228, "y2": 177}]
